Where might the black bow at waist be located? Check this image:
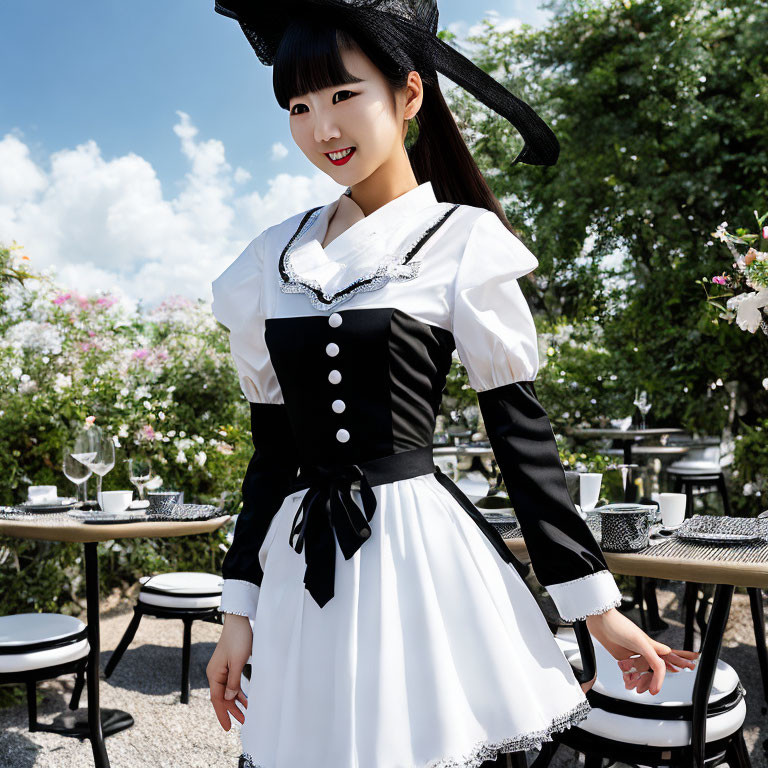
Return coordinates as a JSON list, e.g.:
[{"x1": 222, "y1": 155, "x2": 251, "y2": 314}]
[{"x1": 287, "y1": 446, "x2": 436, "y2": 608}]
